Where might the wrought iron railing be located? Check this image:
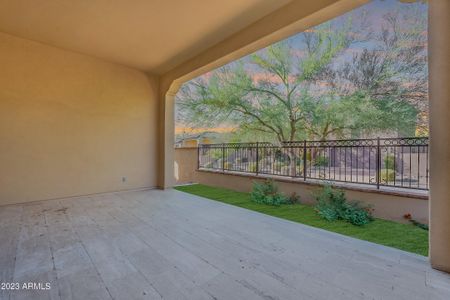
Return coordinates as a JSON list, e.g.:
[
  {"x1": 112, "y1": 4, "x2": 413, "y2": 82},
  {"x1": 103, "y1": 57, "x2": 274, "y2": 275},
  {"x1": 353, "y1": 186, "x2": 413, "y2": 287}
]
[{"x1": 198, "y1": 137, "x2": 429, "y2": 190}]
